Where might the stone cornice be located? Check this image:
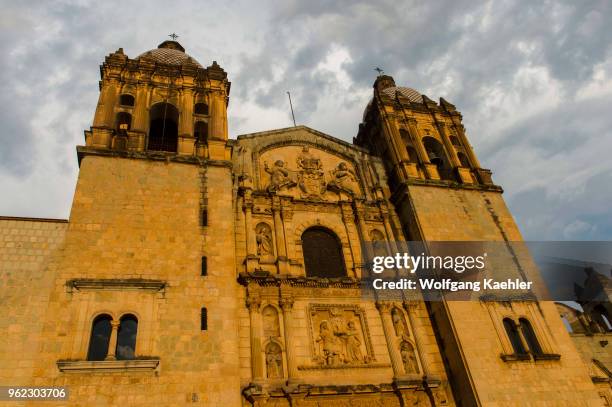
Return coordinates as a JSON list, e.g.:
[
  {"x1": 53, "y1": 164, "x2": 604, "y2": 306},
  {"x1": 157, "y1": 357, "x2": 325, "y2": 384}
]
[
  {"x1": 57, "y1": 358, "x2": 160, "y2": 373},
  {"x1": 76, "y1": 145, "x2": 233, "y2": 169},
  {"x1": 66, "y1": 278, "x2": 166, "y2": 292},
  {"x1": 238, "y1": 271, "x2": 362, "y2": 289}
]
